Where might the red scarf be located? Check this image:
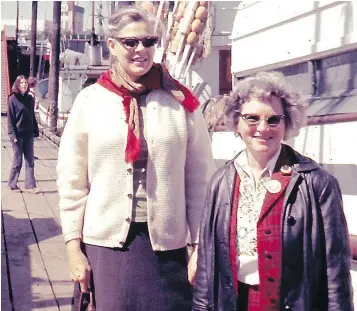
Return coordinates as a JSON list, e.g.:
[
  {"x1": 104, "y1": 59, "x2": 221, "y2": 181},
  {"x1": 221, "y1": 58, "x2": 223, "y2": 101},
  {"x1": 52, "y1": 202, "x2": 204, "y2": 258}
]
[{"x1": 97, "y1": 63, "x2": 199, "y2": 163}]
